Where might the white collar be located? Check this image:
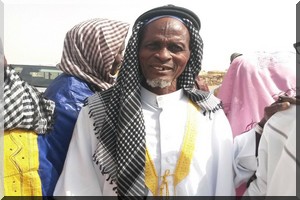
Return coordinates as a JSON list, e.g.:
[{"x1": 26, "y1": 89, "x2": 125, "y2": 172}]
[{"x1": 140, "y1": 86, "x2": 184, "y2": 108}]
